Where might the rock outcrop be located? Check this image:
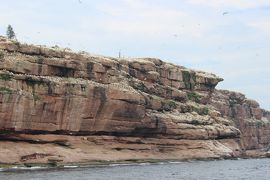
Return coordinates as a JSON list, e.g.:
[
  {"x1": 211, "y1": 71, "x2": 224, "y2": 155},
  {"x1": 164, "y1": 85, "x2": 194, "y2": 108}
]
[{"x1": 0, "y1": 36, "x2": 269, "y2": 166}]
